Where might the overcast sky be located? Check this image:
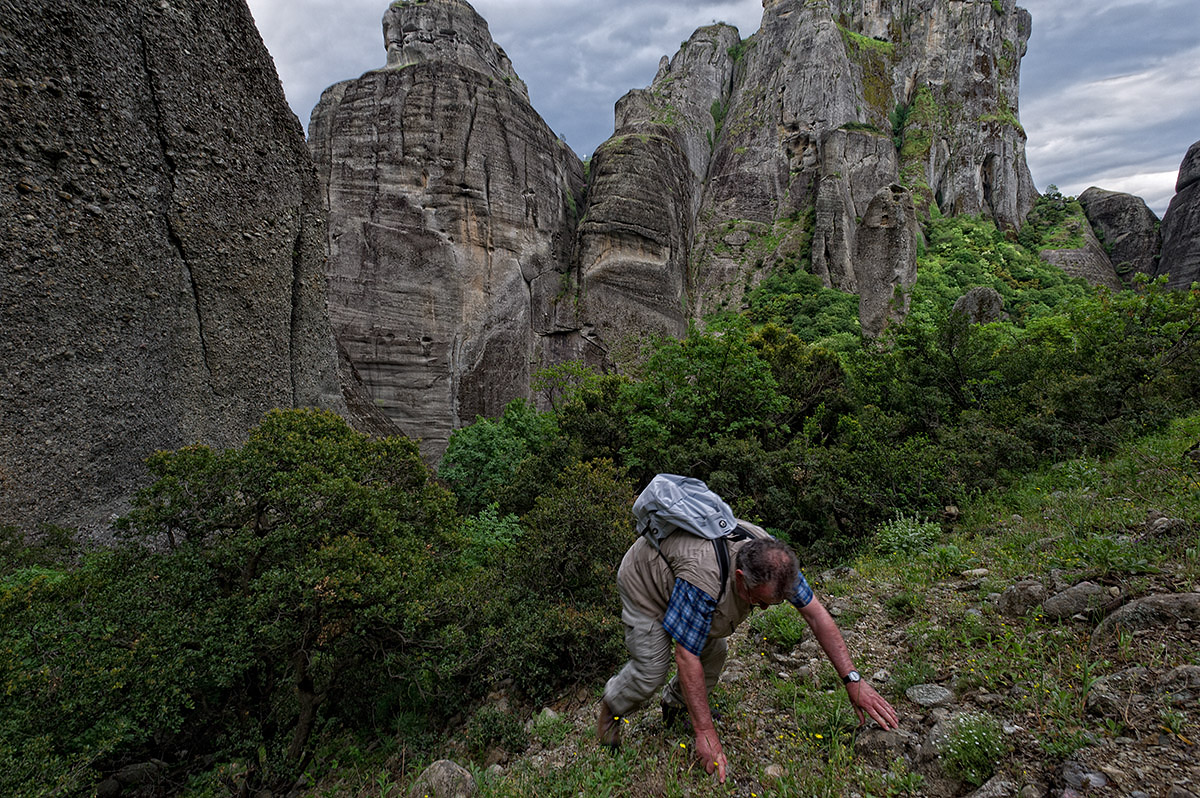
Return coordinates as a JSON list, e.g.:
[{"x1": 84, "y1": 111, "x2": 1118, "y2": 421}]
[{"x1": 246, "y1": 0, "x2": 1199, "y2": 217}]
